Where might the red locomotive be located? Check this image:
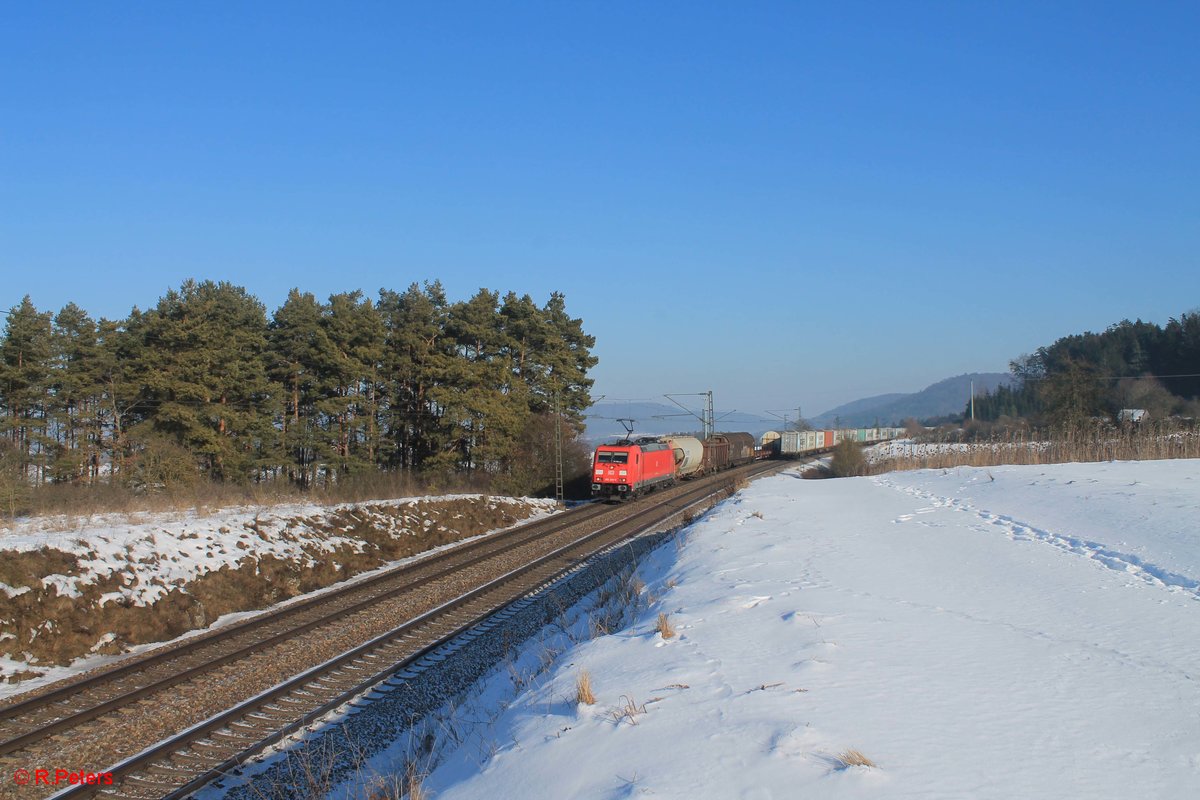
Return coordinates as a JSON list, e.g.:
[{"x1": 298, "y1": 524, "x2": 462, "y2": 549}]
[
  {"x1": 590, "y1": 430, "x2": 760, "y2": 500},
  {"x1": 591, "y1": 437, "x2": 676, "y2": 499}
]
